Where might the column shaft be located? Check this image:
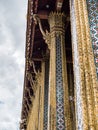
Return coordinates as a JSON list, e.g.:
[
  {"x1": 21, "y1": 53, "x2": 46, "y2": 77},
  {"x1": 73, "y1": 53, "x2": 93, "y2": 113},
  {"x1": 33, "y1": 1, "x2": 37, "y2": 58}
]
[
  {"x1": 48, "y1": 12, "x2": 72, "y2": 130},
  {"x1": 70, "y1": 0, "x2": 98, "y2": 129}
]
